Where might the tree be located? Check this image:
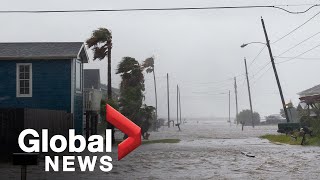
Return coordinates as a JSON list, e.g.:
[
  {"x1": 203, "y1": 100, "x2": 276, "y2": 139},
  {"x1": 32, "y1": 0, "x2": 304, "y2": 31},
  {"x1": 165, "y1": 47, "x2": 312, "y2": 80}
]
[
  {"x1": 86, "y1": 28, "x2": 113, "y2": 99},
  {"x1": 117, "y1": 57, "x2": 145, "y2": 125},
  {"x1": 142, "y1": 56, "x2": 158, "y2": 131},
  {"x1": 86, "y1": 28, "x2": 114, "y2": 143},
  {"x1": 138, "y1": 104, "x2": 155, "y2": 139},
  {"x1": 237, "y1": 109, "x2": 260, "y2": 126},
  {"x1": 98, "y1": 98, "x2": 119, "y2": 135},
  {"x1": 117, "y1": 57, "x2": 156, "y2": 139}
]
